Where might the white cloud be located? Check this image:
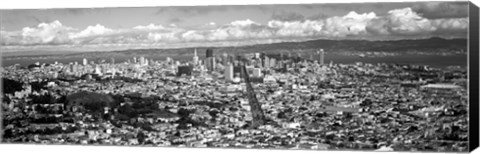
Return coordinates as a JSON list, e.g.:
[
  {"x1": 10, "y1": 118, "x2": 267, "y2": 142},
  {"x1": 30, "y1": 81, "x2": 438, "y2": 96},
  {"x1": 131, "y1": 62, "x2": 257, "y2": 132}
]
[
  {"x1": 266, "y1": 11, "x2": 377, "y2": 38},
  {"x1": 321, "y1": 11, "x2": 377, "y2": 37},
  {"x1": 20, "y1": 20, "x2": 75, "y2": 44},
  {"x1": 267, "y1": 20, "x2": 323, "y2": 37},
  {"x1": 70, "y1": 24, "x2": 113, "y2": 39},
  {"x1": 207, "y1": 29, "x2": 229, "y2": 41},
  {"x1": 431, "y1": 18, "x2": 468, "y2": 30},
  {"x1": 147, "y1": 32, "x2": 180, "y2": 42},
  {"x1": 366, "y1": 18, "x2": 391, "y2": 35},
  {"x1": 133, "y1": 24, "x2": 165, "y2": 30},
  {"x1": 1, "y1": 31, "x2": 22, "y2": 45},
  {"x1": 200, "y1": 19, "x2": 274, "y2": 41},
  {"x1": 364, "y1": 7, "x2": 468, "y2": 36},
  {"x1": 0, "y1": 7, "x2": 469, "y2": 51},
  {"x1": 181, "y1": 30, "x2": 206, "y2": 41},
  {"x1": 386, "y1": 7, "x2": 437, "y2": 35},
  {"x1": 229, "y1": 19, "x2": 259, "y2": 27}
]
